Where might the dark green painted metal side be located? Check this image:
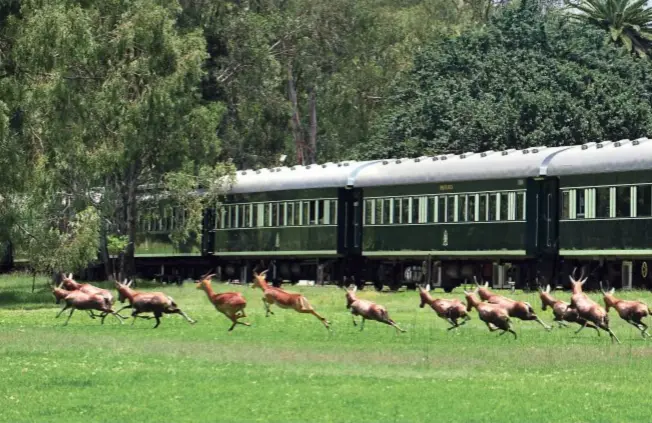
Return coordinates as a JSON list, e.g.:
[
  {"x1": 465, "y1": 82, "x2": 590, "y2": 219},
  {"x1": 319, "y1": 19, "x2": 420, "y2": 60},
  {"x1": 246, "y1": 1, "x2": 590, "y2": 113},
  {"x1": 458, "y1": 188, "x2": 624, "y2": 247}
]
[
  {"x1": 210, "y1": 188, "x2": 340, "y2": 255},
  {"x1": 558, "y1": 171, "x2": 652, "y2": 252},
  {"x1": 362, "y1": 178, "x2": 528, "y2": 255}
]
